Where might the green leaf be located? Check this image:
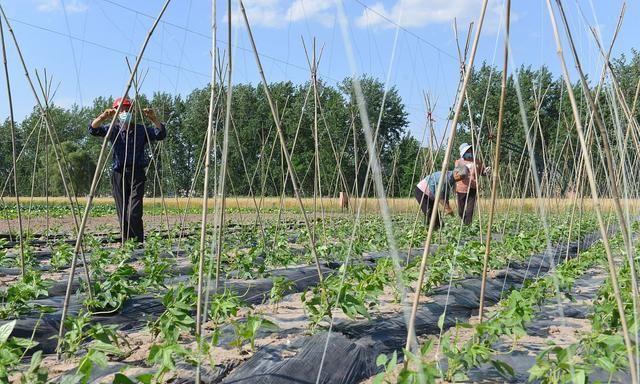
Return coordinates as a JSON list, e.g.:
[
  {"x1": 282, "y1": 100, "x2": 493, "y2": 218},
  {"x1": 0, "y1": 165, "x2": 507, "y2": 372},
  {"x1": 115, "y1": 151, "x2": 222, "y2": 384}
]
[
  {"x1": 596, "y1": 357, "x2": 616, "y2": 373},
  {"x1": 528, "y1": 363, "x2": 547, "y2": 379},
  {"x1": 29, "y1": 350, "x2": 43, "y2": 369},
  {"x1": 147, "y1": 345, "x2": 160, "y2": 363},
  {"x1": 372, "y1": 373, "x2": 386, "y2": 384},
  {"x1": 59, "y1": 373, "x2": 83, "y2": 384},
  {"x1": 437, "y1": 313, "x2": 445, "y2": 331},
  {"x1": 162, "y1": 348, "x2": 176, "y2": 371},
  {"x1": 573, "y1": 369, "x2": 587, "y2": 384},
  {"x1": 88, "y1": 350, "x2": 109, "y2": 369},
  {"x1": 490, "y1": 359, "x2": 514, "y2": 377},
  {"x1": 389, "y1": 351, "x2": 397, "y2": 369},
  {"x1": 134, "y1": 373, "x2": 153, "y2": 384},
  {"x1": 376, "y1": 353, "x2": 388, "y2": 367},
  {"x1": 10, "y1": 336, "x2": 36, "y2": 348},
  {"x1": 90, "y1": 340, "x2": 121, "y2": 355},
  {"x1": 112, "y1": 373, "x2": 136, "y2": 384},
  {"x1": 420, "y1": 340, "x2": 434, "y2": 356},
  {"x1": 0, "y1": 320, "x2": 16, "y2": 343}
]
